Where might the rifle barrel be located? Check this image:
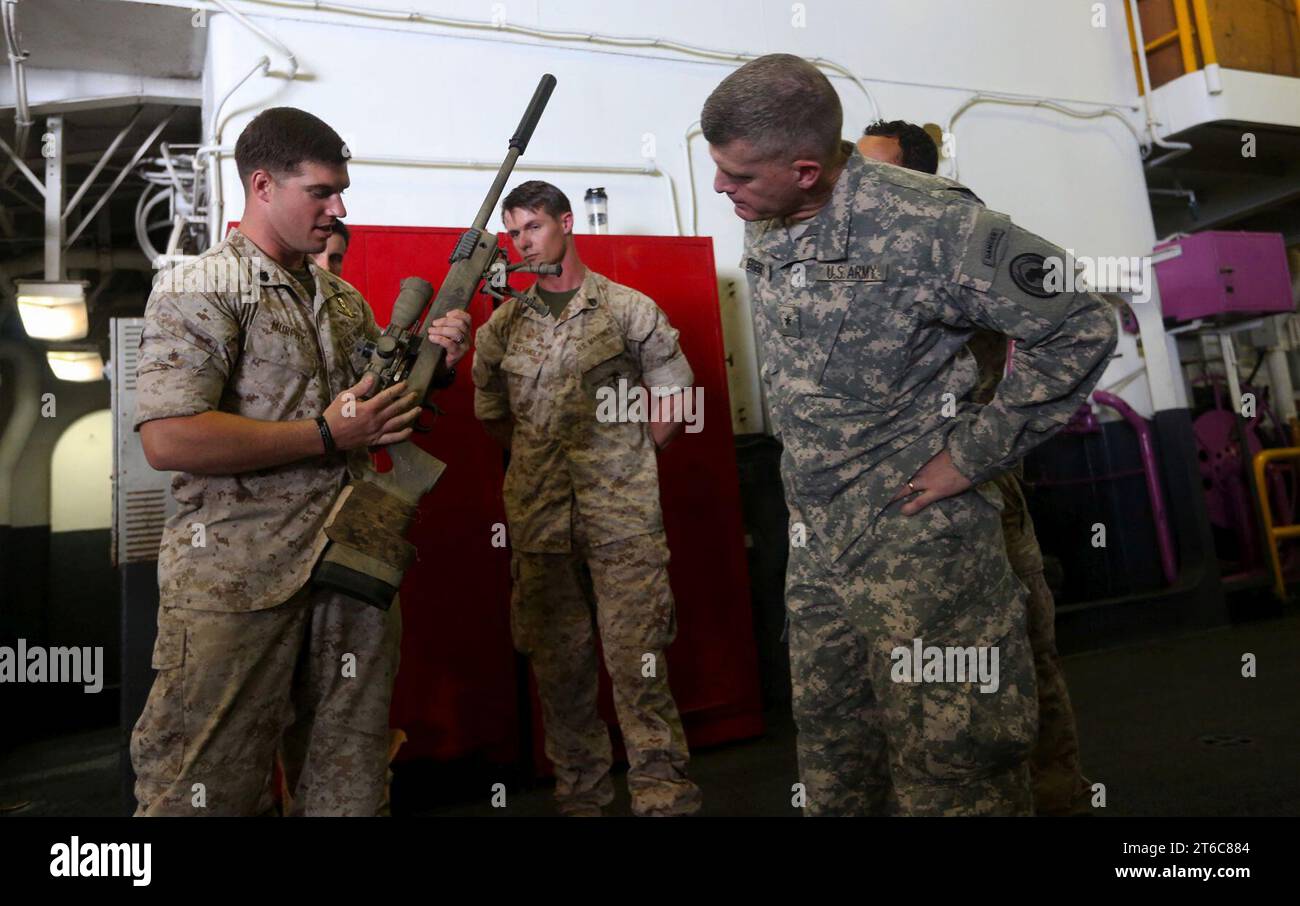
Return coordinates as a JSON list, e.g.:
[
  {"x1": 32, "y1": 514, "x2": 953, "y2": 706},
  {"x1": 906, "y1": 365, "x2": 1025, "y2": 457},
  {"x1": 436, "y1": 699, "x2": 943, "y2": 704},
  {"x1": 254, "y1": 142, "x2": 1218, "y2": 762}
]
[{"x1": 470, "y1": 74, "x2": 557, "y2": 230}]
